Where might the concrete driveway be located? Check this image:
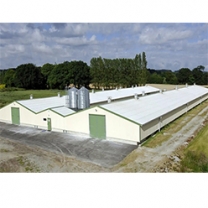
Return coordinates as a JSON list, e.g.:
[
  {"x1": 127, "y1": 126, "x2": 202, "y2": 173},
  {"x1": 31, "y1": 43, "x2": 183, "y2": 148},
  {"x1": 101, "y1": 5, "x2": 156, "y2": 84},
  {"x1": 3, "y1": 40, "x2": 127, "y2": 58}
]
[{"x1": 0, "y1": 122, "x2": 137, "y2": 168}]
